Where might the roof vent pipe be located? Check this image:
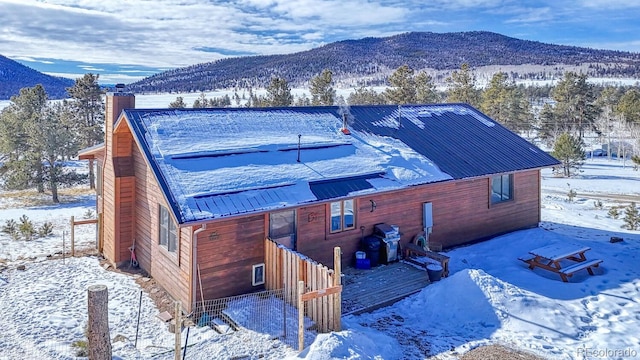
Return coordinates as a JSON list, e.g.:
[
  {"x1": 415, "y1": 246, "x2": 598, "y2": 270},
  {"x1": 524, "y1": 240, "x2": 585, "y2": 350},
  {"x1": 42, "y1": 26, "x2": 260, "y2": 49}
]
[
  {"x1": 297, "y1": 134, "x2": 302, "y2": 163},
  {"x1": 341, "y1": 113, "x2": 351, "y2": 135}
]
